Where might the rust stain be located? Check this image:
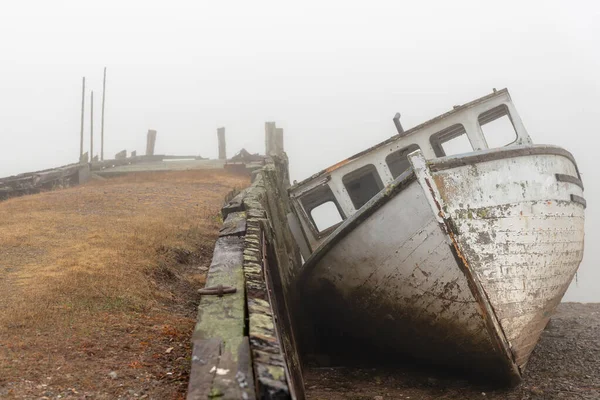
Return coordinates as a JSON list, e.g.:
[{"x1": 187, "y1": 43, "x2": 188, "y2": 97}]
[
  {"x1": 432, "y1": 174, "x2": 452, "y2": 201},
  {"x1": 324, "y1": 158, "x2": 352, "y2": 173},
  {"x1": 423, "y1": 176, "x2": 521, "y2": 382},
  {"x1": 447, "y1": 225, "x2": 521, "y2": 381}
]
